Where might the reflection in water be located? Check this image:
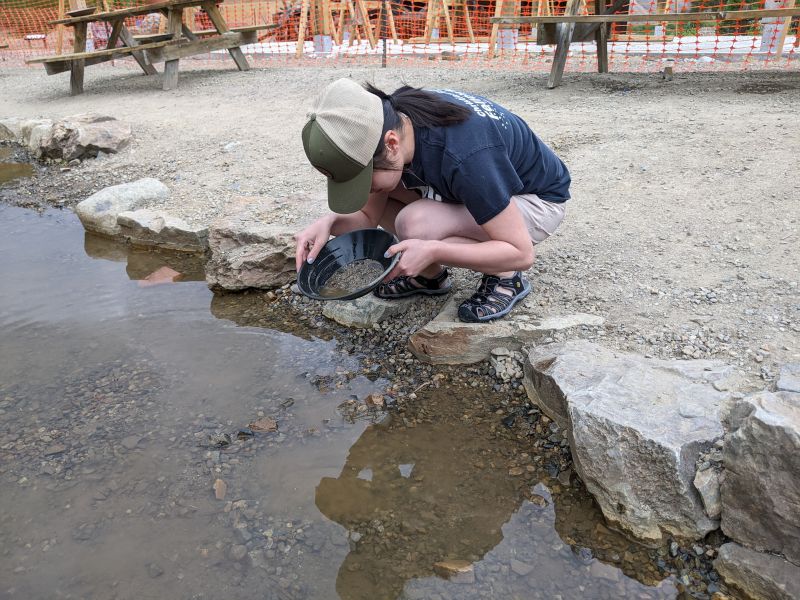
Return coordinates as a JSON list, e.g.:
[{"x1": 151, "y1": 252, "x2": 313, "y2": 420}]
[
  {"x1": 317, "y1": 419, "x2": 521, "y2": 600},
  {"x1": 83, "y1": 232, "x2": 207, "y2": 282},
  {"x1": 317, "y1": 387, "x2": 678, "y2": 600}
]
